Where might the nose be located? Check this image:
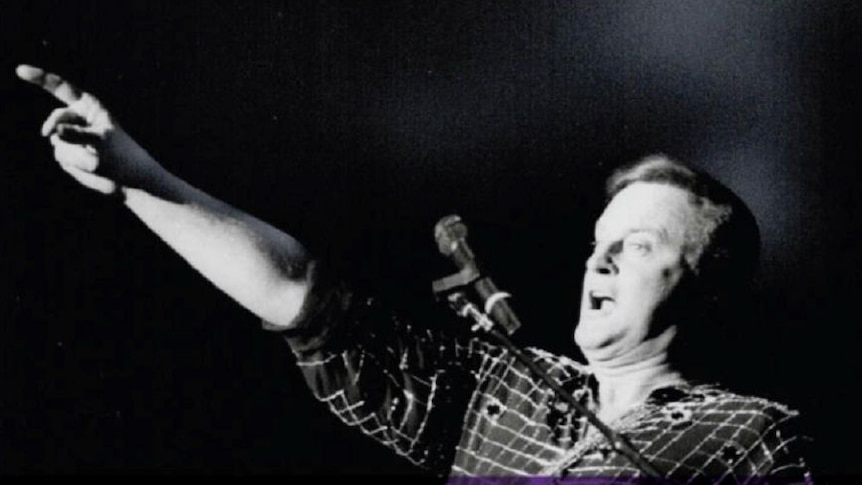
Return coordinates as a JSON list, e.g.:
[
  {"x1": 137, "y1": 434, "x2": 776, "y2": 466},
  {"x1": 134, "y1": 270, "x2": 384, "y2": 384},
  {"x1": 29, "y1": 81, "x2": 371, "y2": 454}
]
[{"x1": 585, "y1": 242, "x2": 617, "y2": 275}]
